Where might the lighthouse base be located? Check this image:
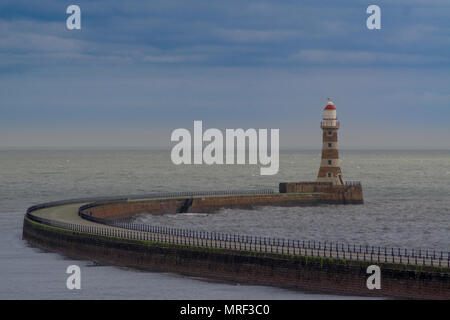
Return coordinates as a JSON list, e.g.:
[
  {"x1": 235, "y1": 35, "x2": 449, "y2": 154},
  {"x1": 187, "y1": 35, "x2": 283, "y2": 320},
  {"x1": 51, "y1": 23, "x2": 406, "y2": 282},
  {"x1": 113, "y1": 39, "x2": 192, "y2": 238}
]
[{"x1": 279, "y1": 182, "x2": 363, "y2": 204}]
